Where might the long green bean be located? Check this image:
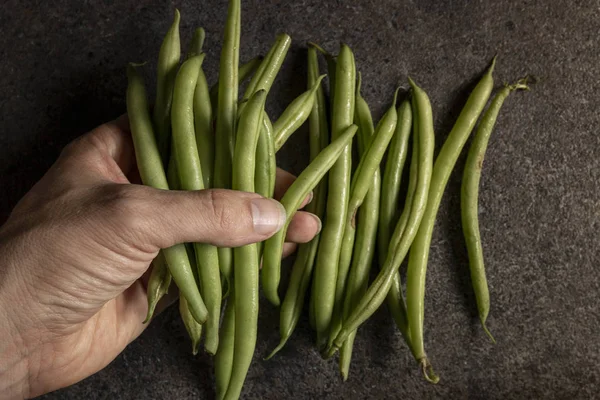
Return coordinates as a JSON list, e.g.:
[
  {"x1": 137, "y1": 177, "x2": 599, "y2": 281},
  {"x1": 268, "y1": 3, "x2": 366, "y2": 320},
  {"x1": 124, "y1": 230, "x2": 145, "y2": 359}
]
[
  {"x1": 153, "y1": 10, "x2": 181, "y2": 164},
  {"x1": 255, "y1": 114, "x2": 276, "y2": 199},
  {"x1": 171, "y1": 54, "x2": 222, "y2": 354},
  {"x1": 126, "y1": 63, "x2": 207, "y2": 324},
  {"x1": 406, "y1": 60, "x2": 495, "y2": 381},
  {"x1": 328, "y1": 79, "x2": 434, "y2": 384},
  {"x1": 328, "y1": 87, "x2": 398, "y2": 348},
  {"x1": 313, "y1": 44, "x2": 355, "y2": 350},
  {"x1": 215, "y1": 290, "x2": 236, "y2": 400},
  {"x1": 462, "y1": 79, "x2": 528, "y2": 343},
  {"x1": 224, "y1": 90, "x2": 267, "y2": 400},
  {"x1": 194, "y1": 66, "x2": 215, "y2": 189},
  {"x1": 262, "y1": 125, "x2": 357, "y2": 306},
  {"x1": 209, "y1": 56, "x2": 264, "y2": 111}
]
